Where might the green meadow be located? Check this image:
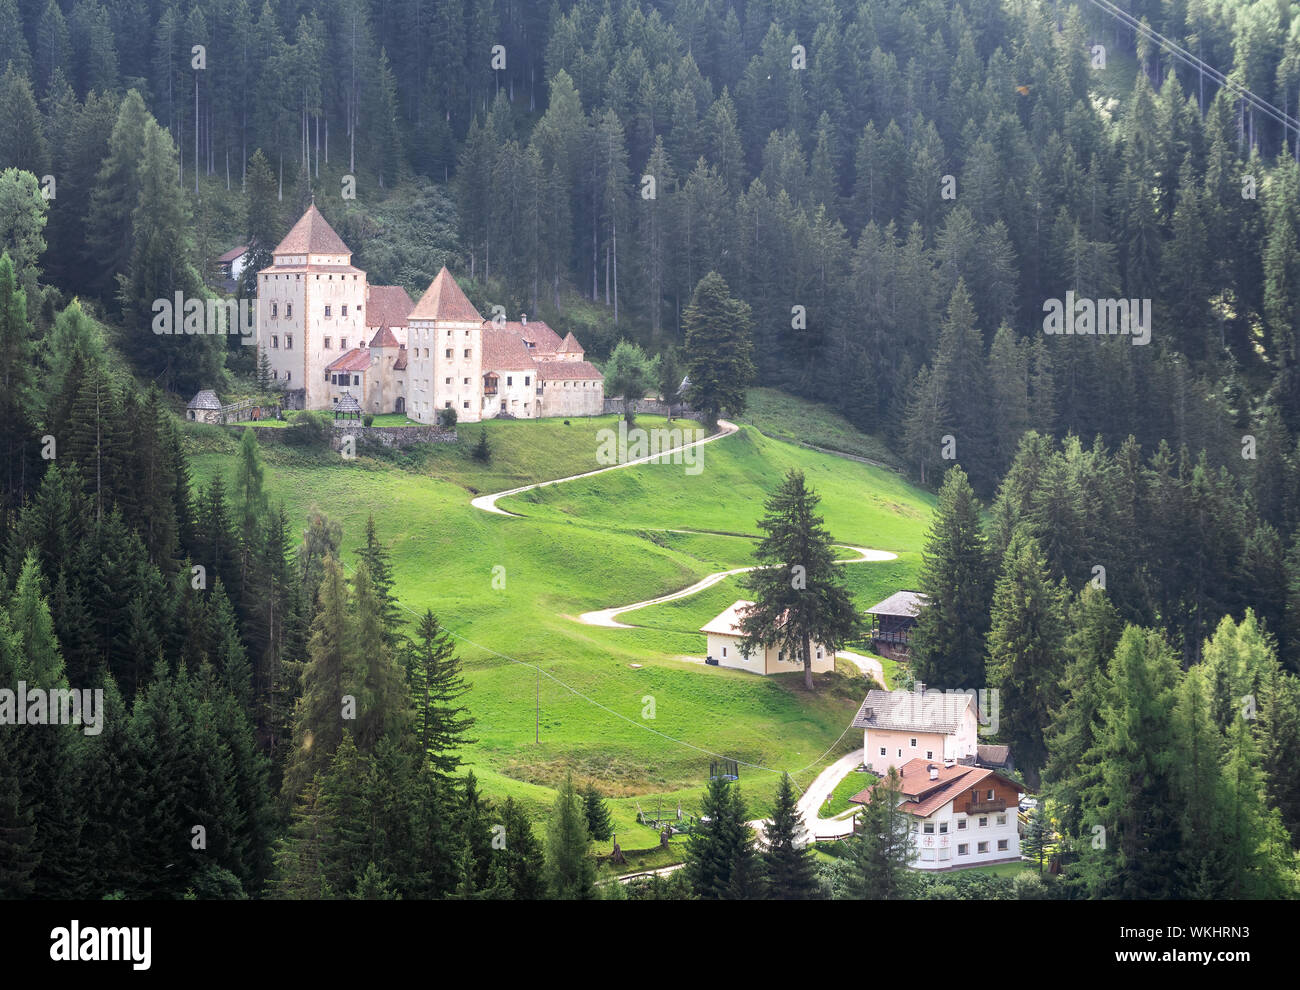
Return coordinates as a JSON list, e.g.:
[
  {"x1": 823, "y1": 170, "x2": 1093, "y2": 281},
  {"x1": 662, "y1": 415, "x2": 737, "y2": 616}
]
[{"x1": 187, "y1": 404, "x2": 935, "y2": 850}]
